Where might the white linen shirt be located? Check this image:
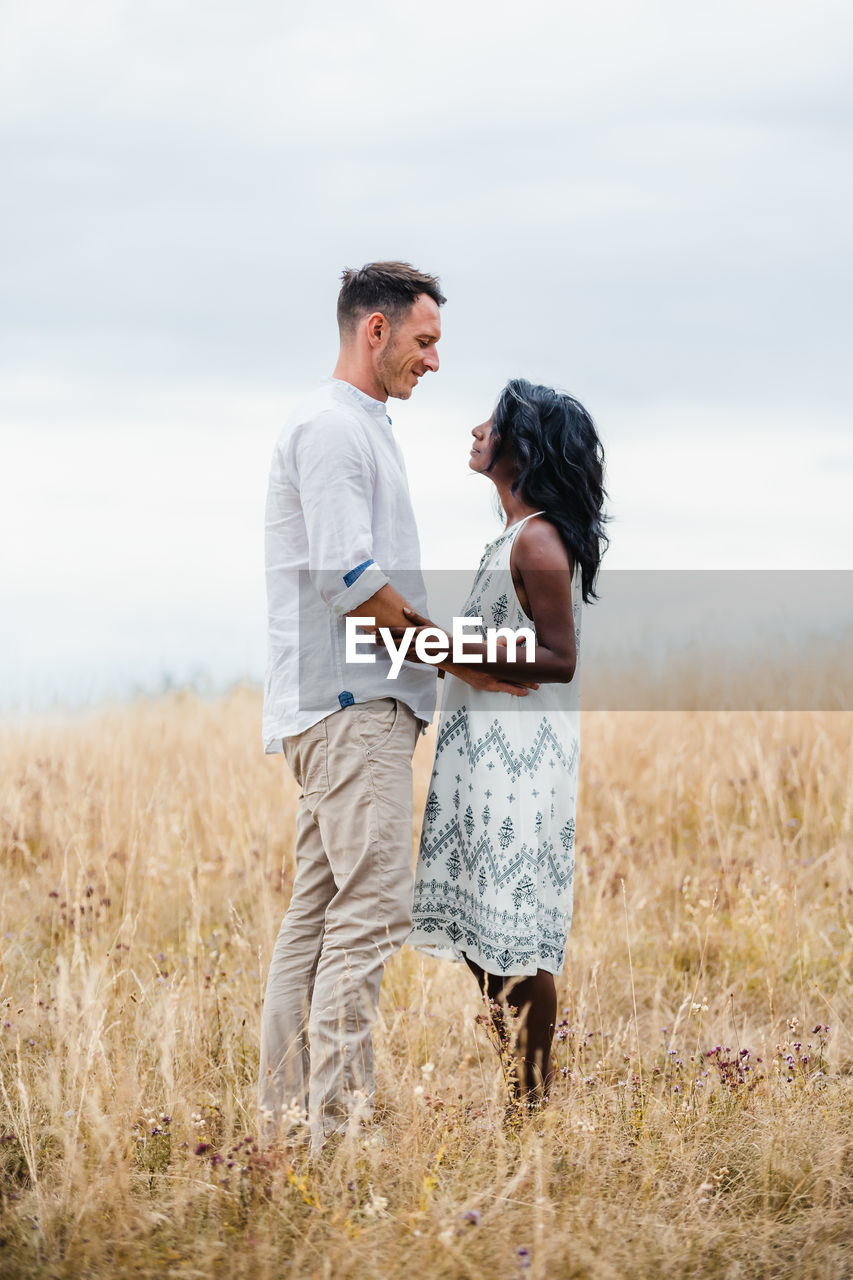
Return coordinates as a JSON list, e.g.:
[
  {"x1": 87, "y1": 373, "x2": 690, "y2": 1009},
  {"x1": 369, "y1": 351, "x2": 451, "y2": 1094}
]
[{"x1": 262, "y1": 378, "x2": 437, "y2": 752}]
